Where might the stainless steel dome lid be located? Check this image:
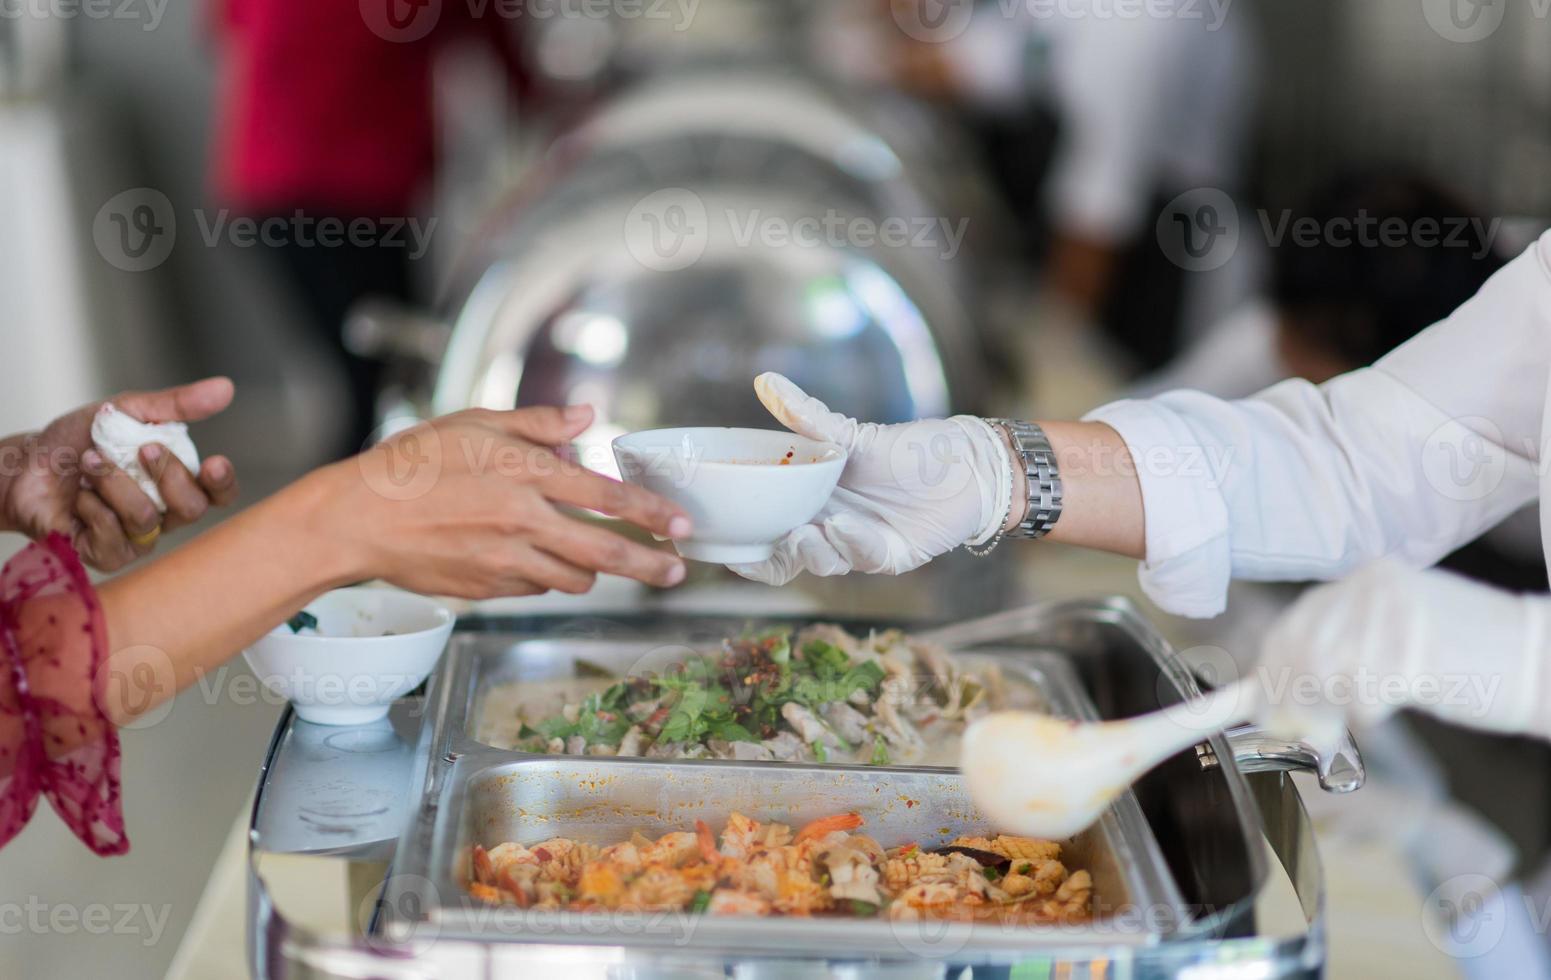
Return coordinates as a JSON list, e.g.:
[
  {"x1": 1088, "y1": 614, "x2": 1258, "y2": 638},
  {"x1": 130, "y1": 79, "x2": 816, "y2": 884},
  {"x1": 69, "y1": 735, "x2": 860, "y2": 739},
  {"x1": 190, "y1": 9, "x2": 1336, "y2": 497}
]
[
  {"x1": 431, "y1": 71, "x2": 988, "y2": 471},
  {"x1": 435, "y1": 185, "x2": 978, "y2": 474}
]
